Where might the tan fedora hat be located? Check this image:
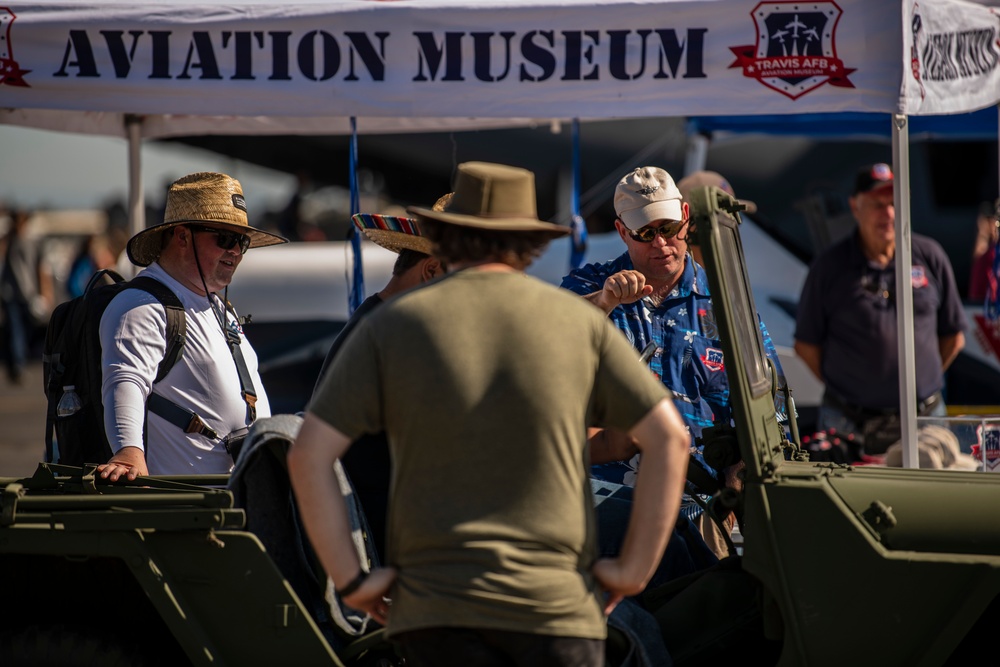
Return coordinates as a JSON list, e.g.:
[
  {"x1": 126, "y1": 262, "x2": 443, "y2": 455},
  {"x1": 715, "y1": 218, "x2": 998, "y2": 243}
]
[
  {"x1": 407, "y1": 162, "x2": 569, "y2": 238},
  {"x1": 352, "y1": 214, "x2": 433, "y2": 255},
  {"x1": 127, "y1": 172, "x2": 288, "y2": 267}
]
